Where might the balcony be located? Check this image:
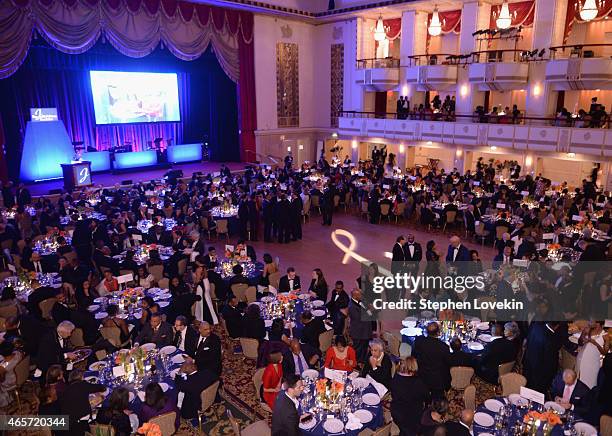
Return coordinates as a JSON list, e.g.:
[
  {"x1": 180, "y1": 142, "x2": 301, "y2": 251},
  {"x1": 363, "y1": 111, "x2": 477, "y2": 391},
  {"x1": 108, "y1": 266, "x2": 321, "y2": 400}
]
[
  {"x1": 546, "y1": 45, "x2": 612, "y2": 91},
  {"x1": 337, "y1": 112, "x2": 612, "y2": 157},
  {"x1": 355, "y1": 58, "x2": 400, "y2": 92},
  {"x1": 404, "y1": 54, "x2": 460, "y2": 92},
  {"x1": 468, "y1": 50, "x2": 529, "y2": 91}
]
